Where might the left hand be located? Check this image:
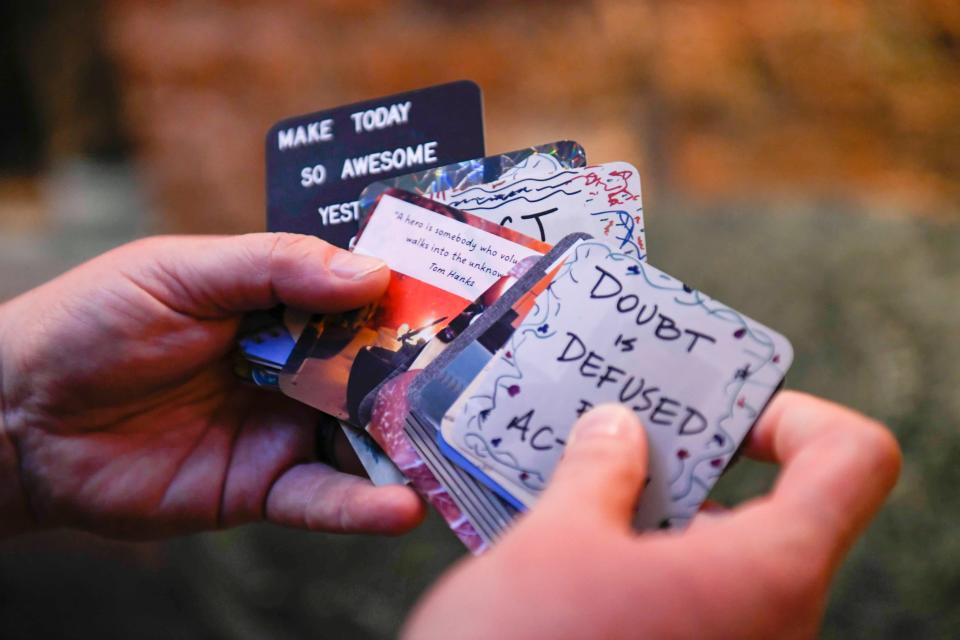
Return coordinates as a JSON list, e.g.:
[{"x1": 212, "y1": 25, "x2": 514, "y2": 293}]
[{"x1": 0, "y1": 233, "x2": 424, "y2": 538}]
